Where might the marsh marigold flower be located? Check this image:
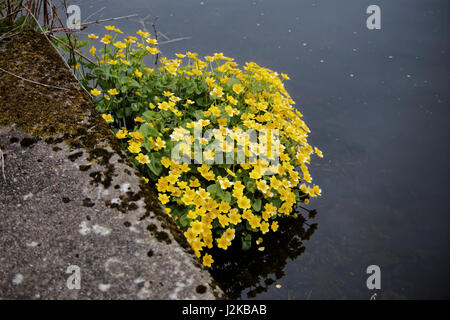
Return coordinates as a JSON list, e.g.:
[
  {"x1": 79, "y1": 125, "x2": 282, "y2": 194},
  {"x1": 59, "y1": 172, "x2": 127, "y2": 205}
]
[
  {"x1": 90, "y1": 88, "x2": 101, "y2": 96},
  {"x1": 85, "y1": 33, "x2": 323, "y2": 267},
  {"x1": 108, "y1": 88, "x2": 119, "y2": 95},
  {"x1": 135, "y1": 153, "x2": 150, "y2": 164},
  {"x1": 202, "y1": 254, "x2": 214, "y2": 267},
  {"x1": 102, "y1": 114, "x2": 113, "y2": 123}
]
